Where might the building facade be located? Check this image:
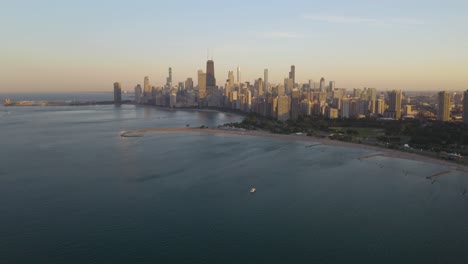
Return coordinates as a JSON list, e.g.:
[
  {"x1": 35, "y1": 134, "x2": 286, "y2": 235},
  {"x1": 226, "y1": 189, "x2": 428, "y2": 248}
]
[
  {"x1": 113, "y1": 82, "x2": 122, "y2": 104},
  {"x1": 437, "y1": 91, "x2": 450, "y2": 121}
]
